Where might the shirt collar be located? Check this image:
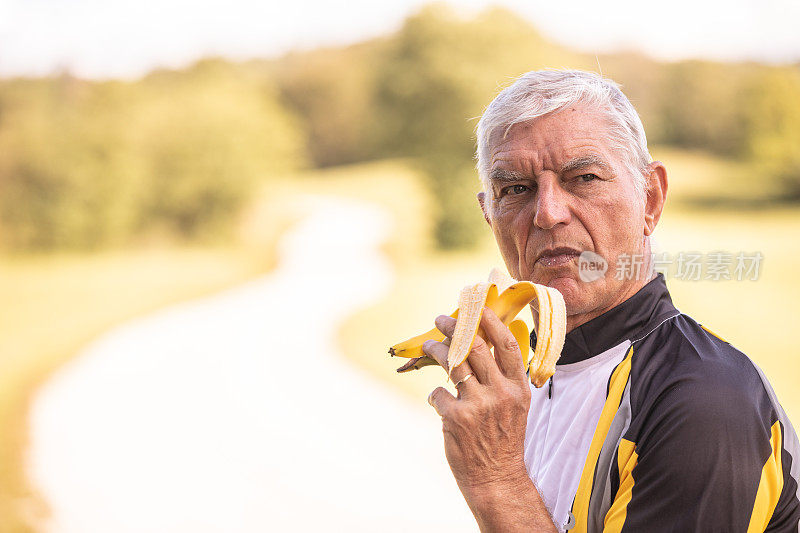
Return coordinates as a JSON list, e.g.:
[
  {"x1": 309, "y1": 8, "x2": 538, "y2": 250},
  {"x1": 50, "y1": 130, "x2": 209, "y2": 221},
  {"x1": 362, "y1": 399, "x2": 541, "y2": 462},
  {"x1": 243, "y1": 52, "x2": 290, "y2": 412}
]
[{"x1": 530, "y1": 273, "x2": 678, "y2": 365}]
